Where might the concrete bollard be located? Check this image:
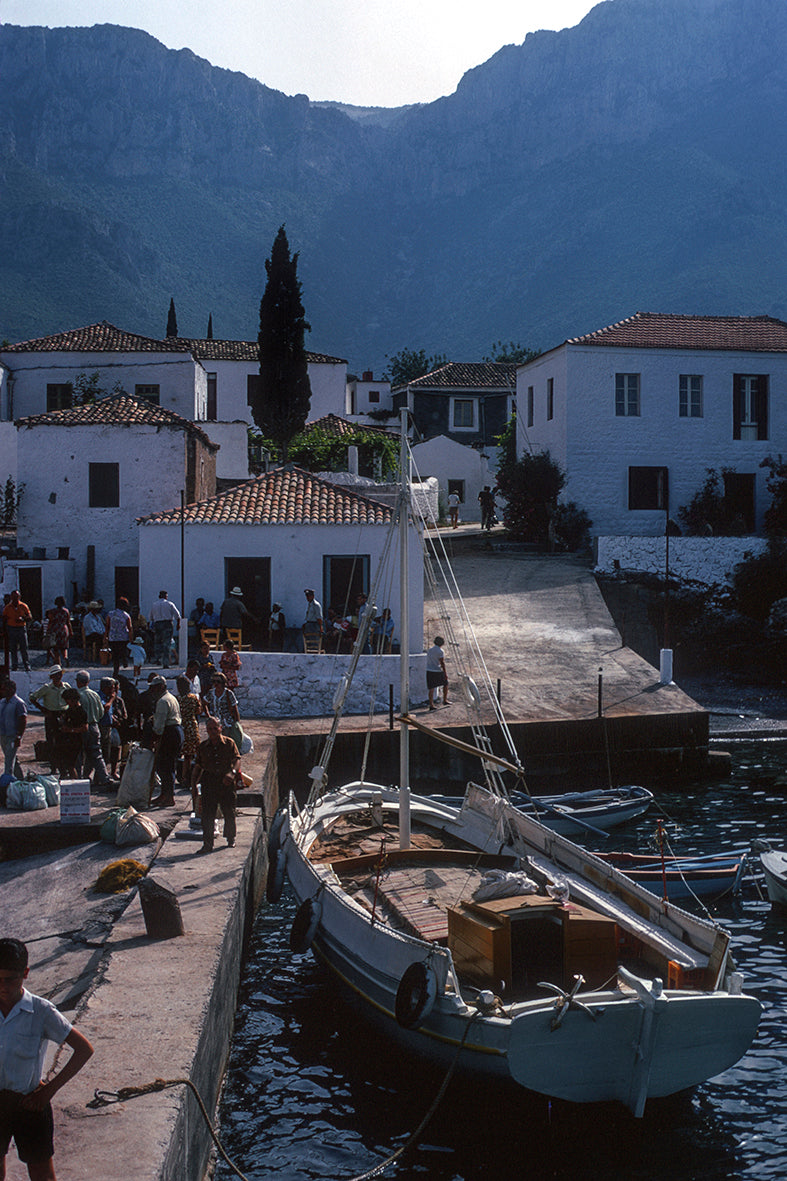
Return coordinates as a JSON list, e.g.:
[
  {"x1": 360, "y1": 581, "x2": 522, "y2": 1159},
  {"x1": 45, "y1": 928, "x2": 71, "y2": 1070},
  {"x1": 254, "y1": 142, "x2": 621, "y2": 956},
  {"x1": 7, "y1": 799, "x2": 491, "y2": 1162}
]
[{"x1": 138, "y1": 876, "x2": 185, "y2": 939}]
